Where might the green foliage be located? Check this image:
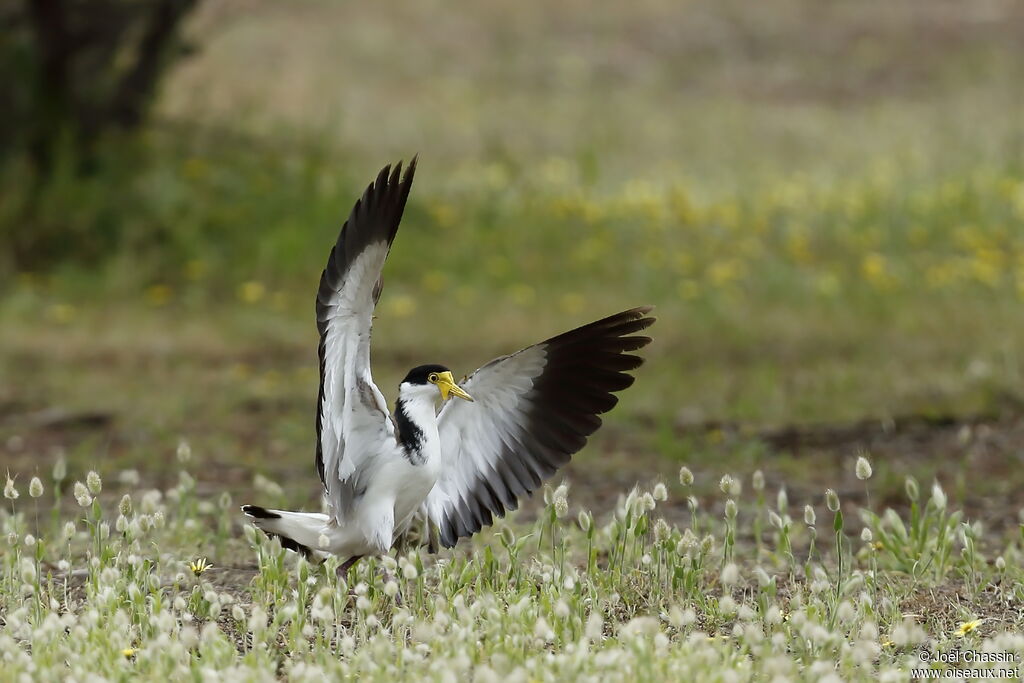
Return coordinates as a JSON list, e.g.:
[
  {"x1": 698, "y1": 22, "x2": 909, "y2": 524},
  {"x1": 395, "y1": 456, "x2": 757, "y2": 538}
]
[{"x1": 862, "y1": 478, "x2": 964, "y2": 583}]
